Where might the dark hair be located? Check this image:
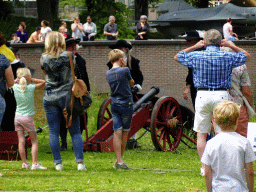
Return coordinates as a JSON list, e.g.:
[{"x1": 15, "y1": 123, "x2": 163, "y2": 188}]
[
  {"x1": 0, "y1": 32, "x2": 6, "y2": 46},
  {"x1": 42, "y1": 20, "x2": 49, "y2": 26},
  {"x1": 36, "y1": 26, "x2": 41, "y2": 31},
  {"x1": 227, "y1": 17, "x2": 232, "y2": 22},
  {"x1": 61, "y1": 21, "x2": 66, "y2": 26},
  {"x1": 19, "y1": 24, "x2": 25, "y2": 30},
  {"x1": 12, "y1": 33, "x2": 17, "y2": 37}
]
